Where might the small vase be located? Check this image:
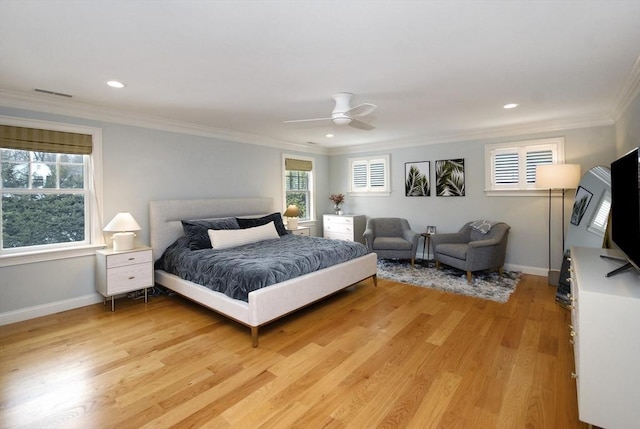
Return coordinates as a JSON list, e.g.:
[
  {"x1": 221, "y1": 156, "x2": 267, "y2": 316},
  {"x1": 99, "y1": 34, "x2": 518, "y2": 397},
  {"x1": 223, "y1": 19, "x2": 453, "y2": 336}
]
[{"x1": 333, "y1": 204, "x2": 342, "y2": 215}]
